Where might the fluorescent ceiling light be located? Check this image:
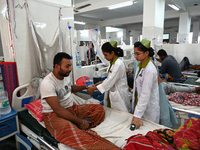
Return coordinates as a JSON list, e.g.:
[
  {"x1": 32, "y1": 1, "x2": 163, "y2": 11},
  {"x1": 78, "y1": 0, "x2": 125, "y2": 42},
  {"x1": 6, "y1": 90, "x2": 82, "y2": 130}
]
[
  {"x1": 108, "y1": 1, "x2": 133, "y2": 10},
  {"x1": 74, "y1": 21, "x2": 86, "y2": 25},
  {"x1": 106, "y1": 27, "x2": 123, "y2": 32},
  {"x1": 168, "y1": 4, "x2": 180, "y2": 11}
]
